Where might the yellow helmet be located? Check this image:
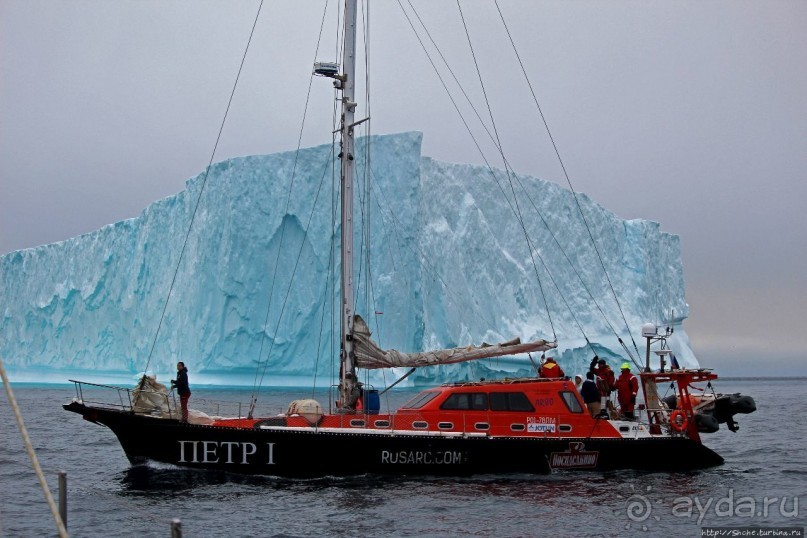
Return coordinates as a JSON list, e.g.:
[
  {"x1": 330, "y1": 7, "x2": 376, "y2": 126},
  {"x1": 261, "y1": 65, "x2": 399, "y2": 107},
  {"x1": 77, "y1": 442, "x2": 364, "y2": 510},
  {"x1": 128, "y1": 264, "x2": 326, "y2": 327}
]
[{"x1": 621, "y1": 362, "x2": 631, "y2": 370}]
